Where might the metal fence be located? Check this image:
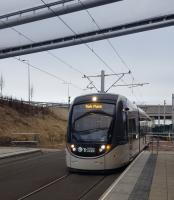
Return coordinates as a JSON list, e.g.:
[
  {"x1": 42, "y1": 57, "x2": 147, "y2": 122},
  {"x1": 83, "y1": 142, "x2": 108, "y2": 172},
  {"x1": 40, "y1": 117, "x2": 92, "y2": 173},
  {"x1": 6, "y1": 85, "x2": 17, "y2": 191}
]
[
  {"x1": 147, "y1": 133, "x2": 174, "y2": 152},
  {"x1": 0, "y1": 96, "x2": 68, "y2": 108}
]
